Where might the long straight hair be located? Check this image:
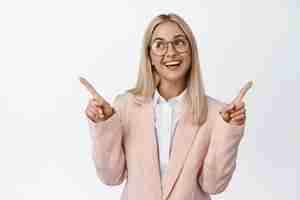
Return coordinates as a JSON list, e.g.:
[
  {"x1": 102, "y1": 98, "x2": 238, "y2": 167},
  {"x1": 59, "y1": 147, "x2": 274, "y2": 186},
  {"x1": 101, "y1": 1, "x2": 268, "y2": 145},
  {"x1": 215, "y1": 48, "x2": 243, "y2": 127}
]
[{"x1": 127, "y1": 13, "x2": 208, "y2": 126}]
